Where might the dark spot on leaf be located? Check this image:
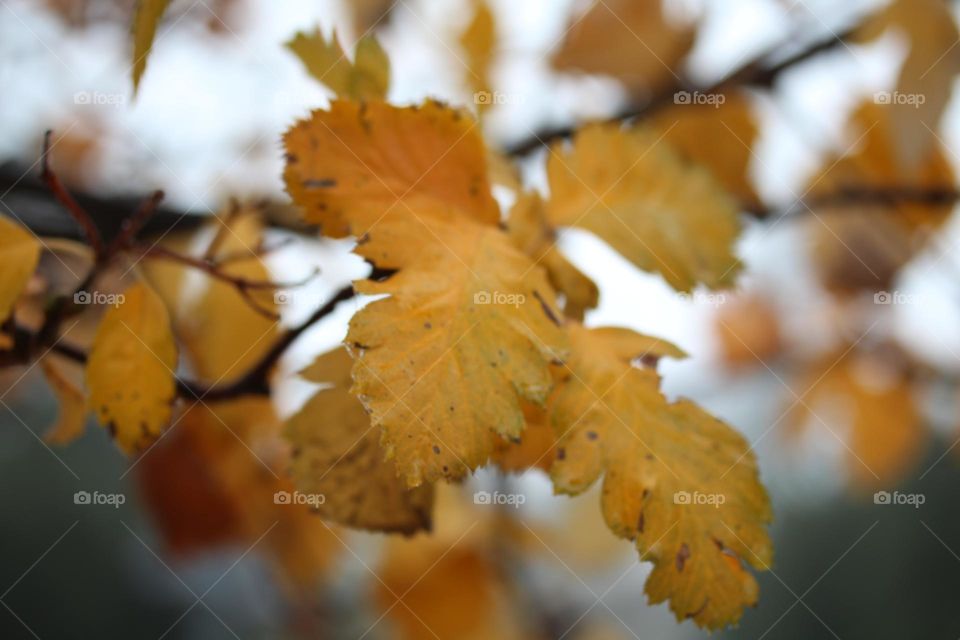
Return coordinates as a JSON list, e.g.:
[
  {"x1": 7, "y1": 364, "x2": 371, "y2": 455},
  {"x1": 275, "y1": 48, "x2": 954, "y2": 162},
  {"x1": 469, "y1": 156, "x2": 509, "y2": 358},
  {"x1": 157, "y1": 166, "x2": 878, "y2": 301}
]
[
  {"x1": 302, "y1": 178, "x2": 337, "y2": 189},
  {"x1": 586, "y1": 431, "x2": 598, "y2": 440},
  {"x1": 432, "y1": 445, "x2": 441, "y2": 455},
  {"x1": 556, "y1": 448, "x2": 566, "y2": 460},
  {"x1": 676, "y1": 543, "x2": 690, "y2": 572}
]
